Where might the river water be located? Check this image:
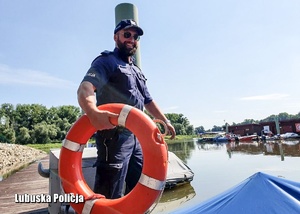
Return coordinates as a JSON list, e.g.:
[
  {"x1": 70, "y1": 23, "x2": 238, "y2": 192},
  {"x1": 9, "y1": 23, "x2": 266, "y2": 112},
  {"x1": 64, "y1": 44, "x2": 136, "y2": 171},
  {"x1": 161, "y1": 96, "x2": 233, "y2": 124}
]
[{"x1": 152, "y1": 139, "x2": 300, "y2": 213}]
